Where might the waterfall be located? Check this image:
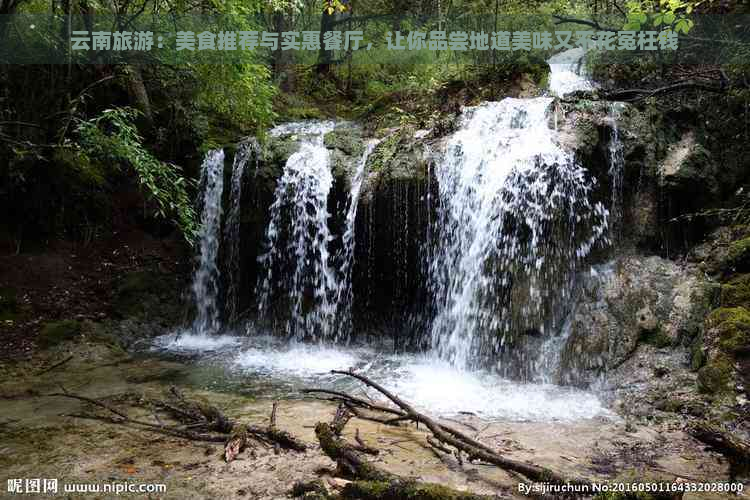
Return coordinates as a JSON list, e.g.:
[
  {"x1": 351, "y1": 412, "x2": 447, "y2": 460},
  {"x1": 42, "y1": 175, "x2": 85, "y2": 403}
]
[
  {"x1": 548, "y1": 47, "x2": 593, "y2": 96},
  {"x1": 224, "y1": 139, "x2": 259, "y2": 323},
  {"x1": 428, "y1": 98, "x2": 609, "y2": 375},
  {"x1": 255, "y1": 121, "x2": 338, "y2": 341},
  {"x1": 190, "y1": 149, "x2": 225, "y2": 335},
  {"x1": 335, "y1": 140, "x2": 378, "y2": 337},
  {"x1": 608, "y1": 103, "x2": 625, "y2": 237}
]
